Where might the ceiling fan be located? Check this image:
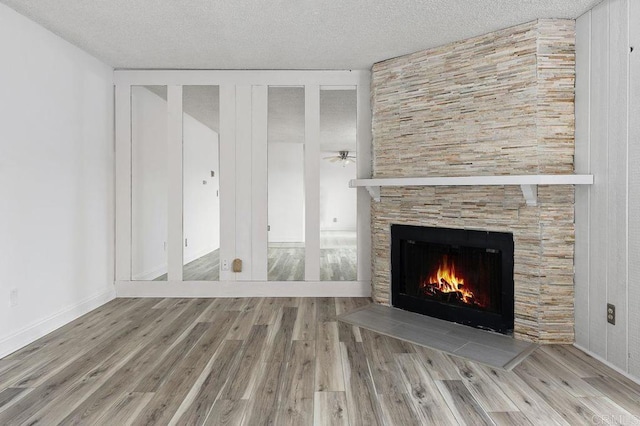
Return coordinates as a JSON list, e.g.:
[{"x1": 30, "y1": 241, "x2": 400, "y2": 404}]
[{"x1": 324, "y1": 150, "x2": 356, "y2": 166}]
